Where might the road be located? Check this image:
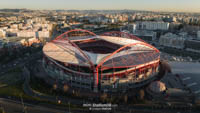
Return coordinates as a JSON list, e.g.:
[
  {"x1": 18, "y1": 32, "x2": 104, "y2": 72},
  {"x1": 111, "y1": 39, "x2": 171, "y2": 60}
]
[
  {"x1": 1, "y1": 47, "x2": 199, "y2": 112},
  {"x1": 22, "y1": 67, "x2": 88, "y2": 106},
  {"x1": 169, "y1": 61, "x2": 200, "y2": 97},
  {"x1": 0, "y1": 98, "x2": 69, "y2": 113},
  {"x1": 169, "y1": 61, "x2": 200, "y2": 74}
]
